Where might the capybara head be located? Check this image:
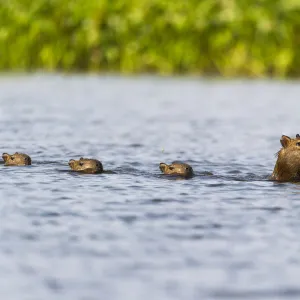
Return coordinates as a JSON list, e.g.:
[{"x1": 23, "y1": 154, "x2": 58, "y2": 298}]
[
  {"x1": 159, "y1": 162, "x2": 193, "y2": 178},
  {"x1": 68, "y1": 157, "x2": 103, "y2": 174},
  {"x1": 2, "y1": 152, "x2": 31, "y2": 166},
  {"x1": 272, "y1": 134, "x2": 300, "y2": 182}
]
